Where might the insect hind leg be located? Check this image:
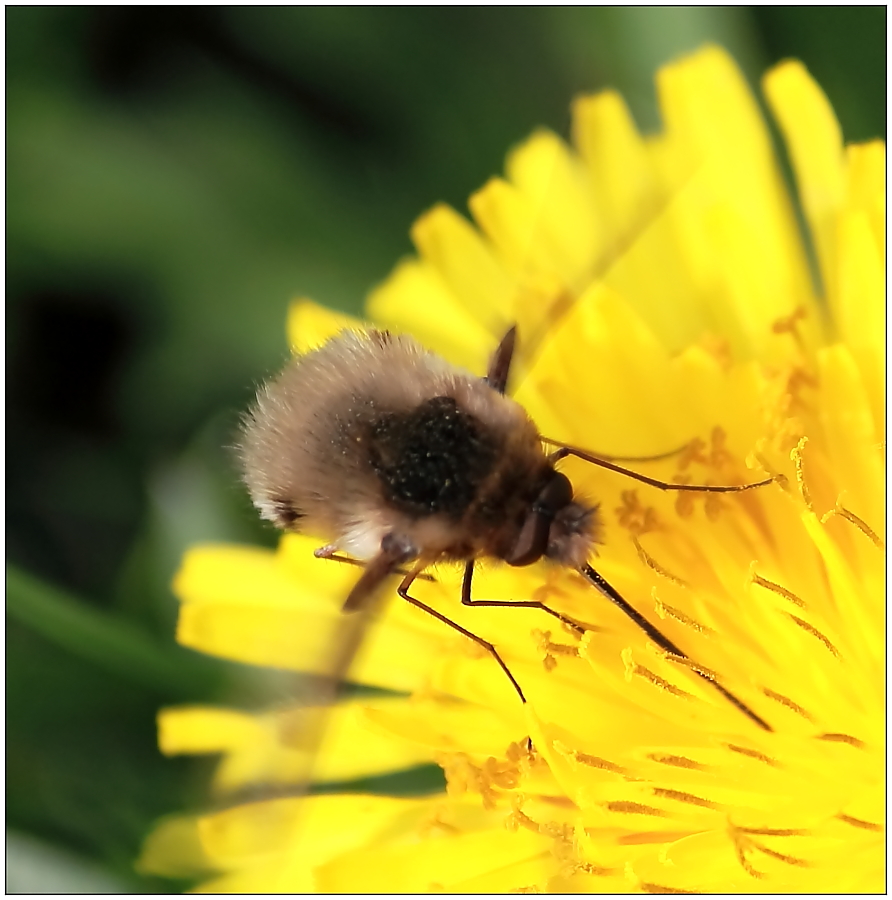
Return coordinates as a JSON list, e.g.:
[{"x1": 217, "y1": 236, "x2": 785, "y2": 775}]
[{"x1": 398, "y1": 567, "x2": 527, "y2": 704}]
